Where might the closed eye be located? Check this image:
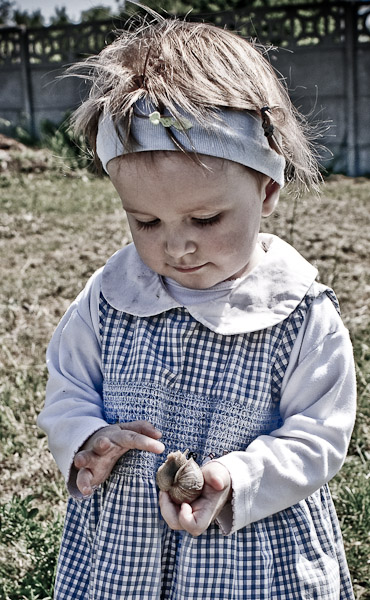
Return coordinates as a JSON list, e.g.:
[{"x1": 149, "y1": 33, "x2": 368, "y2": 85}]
[
  {"x1": 135, "y1": 218, "x2": 160, "y2": 231},
  {"x1": 193, "y1": 214, "x2": 221, "y2": 227}
]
